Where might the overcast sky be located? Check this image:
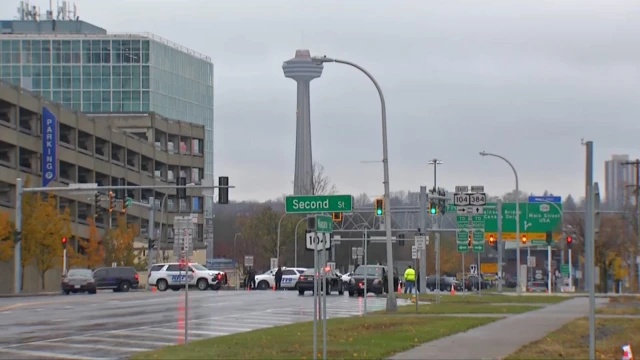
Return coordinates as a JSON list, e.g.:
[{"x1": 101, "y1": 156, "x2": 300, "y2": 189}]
[{"x1": 4, "y1": 0, "x2": 639, "y2": 201}]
